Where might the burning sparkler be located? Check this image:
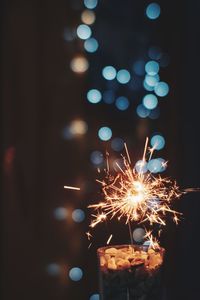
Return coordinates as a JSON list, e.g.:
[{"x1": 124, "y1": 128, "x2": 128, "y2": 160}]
[{"x1": 89, "y1": 138, "x2": 183, "y2": 231}]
